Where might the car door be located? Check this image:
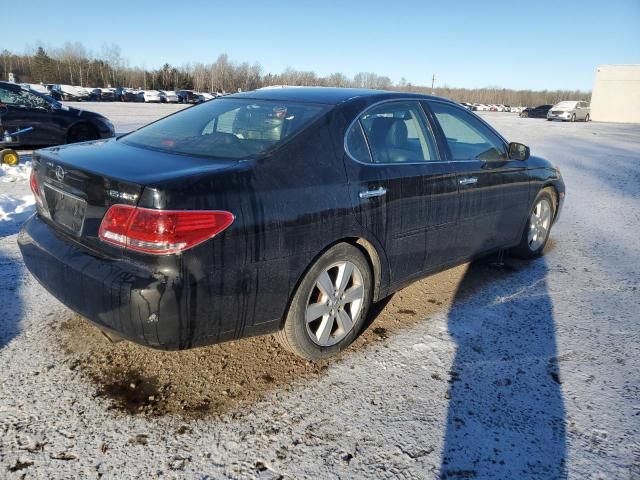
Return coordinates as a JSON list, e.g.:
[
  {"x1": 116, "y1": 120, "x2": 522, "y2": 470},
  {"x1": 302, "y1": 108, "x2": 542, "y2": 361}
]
[
  {"x1": 424, "y1": 100, "x2": 531, "y2": 261},
  {"x1": 343, "y1": 100, "x2": 459, "y2": 286},
  {"x1": 0, "y1": 86, "x2": 59, "y2": 145}
]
